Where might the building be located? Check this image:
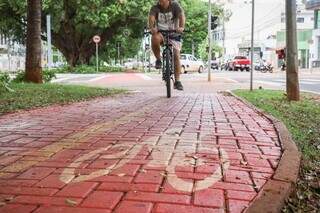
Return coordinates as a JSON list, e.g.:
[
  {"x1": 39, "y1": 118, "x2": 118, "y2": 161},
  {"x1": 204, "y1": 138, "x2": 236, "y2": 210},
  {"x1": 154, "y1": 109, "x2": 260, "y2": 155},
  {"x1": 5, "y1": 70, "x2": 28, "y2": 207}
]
[
  {"x1": 276, "y1": 1, "x2": 314, "y2": 68},
  {"x1": 0, "y1": 34, "x2": 25, "y2": 72},
  {"x1": 306, "y1": 0, "x2": 320, "y2": 68},
  {"x1": 215, "y1": 0, "x2": 314, "y2": 68}
]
